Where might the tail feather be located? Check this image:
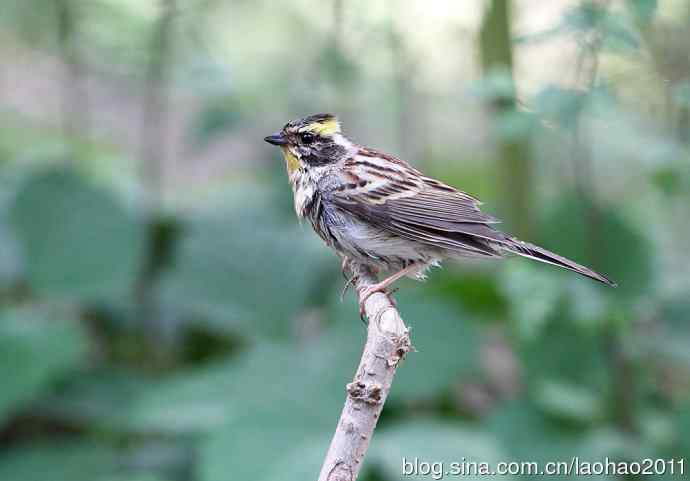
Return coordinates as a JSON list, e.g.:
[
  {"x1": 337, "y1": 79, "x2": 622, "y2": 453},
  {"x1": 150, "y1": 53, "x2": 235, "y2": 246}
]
[{"x1": 498, "y1": 237, "x2": 617, "y2": 287}]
